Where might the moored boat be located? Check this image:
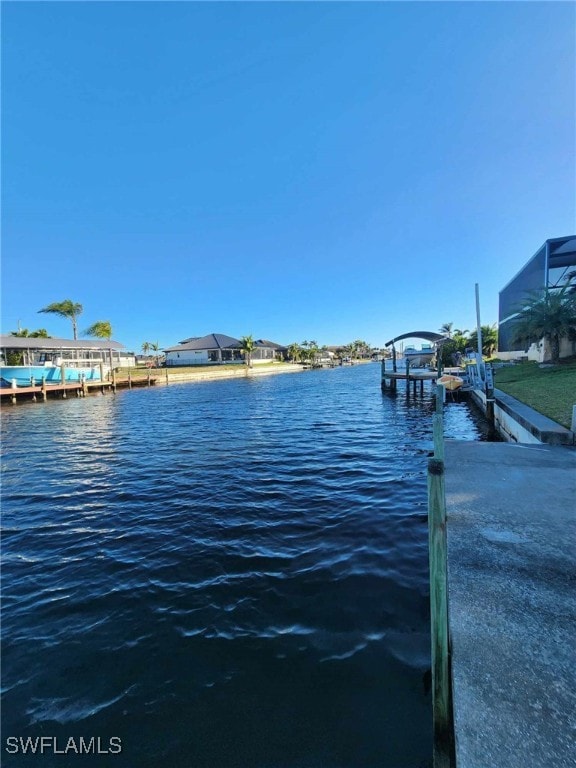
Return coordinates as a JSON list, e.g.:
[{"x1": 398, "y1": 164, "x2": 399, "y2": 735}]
[
  {"x1": 403, "y1": 344, "x2": 435, "y2": 368},
  {"x1": 437, "y1": 374, "x2": 464, "y2": 391}
]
